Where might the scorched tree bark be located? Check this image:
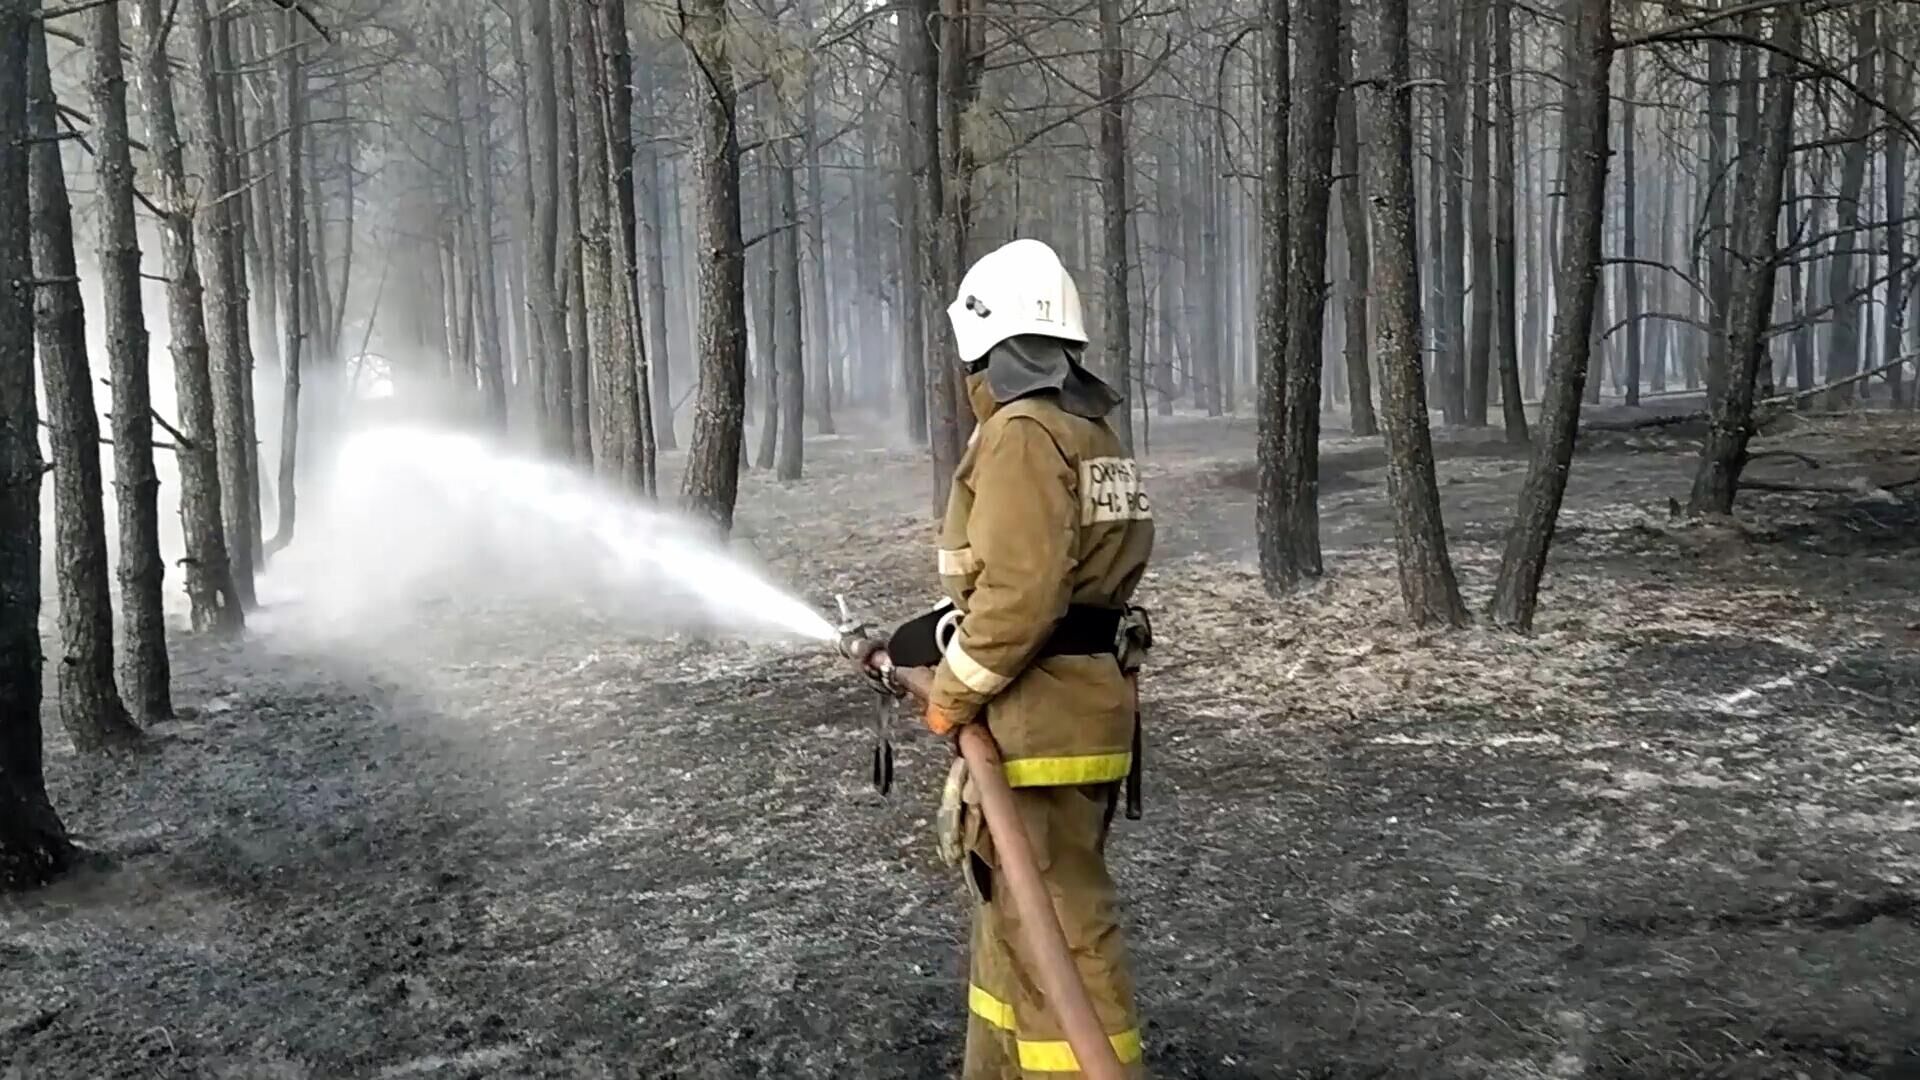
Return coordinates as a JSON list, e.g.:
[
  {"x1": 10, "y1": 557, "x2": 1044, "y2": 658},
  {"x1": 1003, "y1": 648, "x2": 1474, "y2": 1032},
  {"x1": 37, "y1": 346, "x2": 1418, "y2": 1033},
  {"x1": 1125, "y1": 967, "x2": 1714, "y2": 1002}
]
[
  {"x1": 131, "y1": 0, "x2": 243, "y2": 632},
  {"x1": 0, "y1": 0, "x2": 75, "y2": 890},
  {"x1": 1688, "y1": 9, "x2": 1800, "y2": 513},
  {"x1": 91, "y1": 0, "x2": 172, "y2": 721},
  {"x1": 1355, "y1": 0, "x2": 1469, "y2": 628},
  {"x1": 26, "y1": 24, "x2": 142, "y2": 749},
  {"x1": 1488, "y1": 0, "x2": 1614, "y2": 632},
  {"x1": 679, "y1": 0, "x2": 750, "y2": 534}
]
